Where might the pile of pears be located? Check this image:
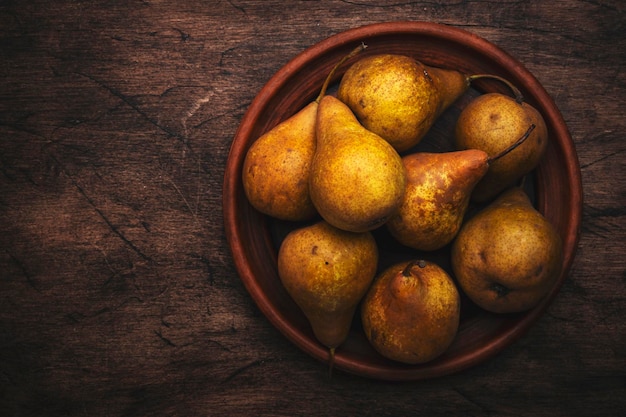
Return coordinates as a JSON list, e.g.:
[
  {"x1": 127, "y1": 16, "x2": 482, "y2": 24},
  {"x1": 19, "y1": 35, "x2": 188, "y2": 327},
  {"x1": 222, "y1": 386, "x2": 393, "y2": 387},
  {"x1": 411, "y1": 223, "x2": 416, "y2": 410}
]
[{"x1": 242, "y1": 45, "x2": 563, "y2": 369}]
